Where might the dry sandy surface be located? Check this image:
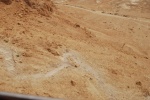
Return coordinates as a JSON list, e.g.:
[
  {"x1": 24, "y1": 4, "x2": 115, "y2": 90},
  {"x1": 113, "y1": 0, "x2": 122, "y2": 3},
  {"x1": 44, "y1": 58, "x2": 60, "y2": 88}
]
[{"x1": 0, "y1": 0, "x2": 150, "y2": 100}]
